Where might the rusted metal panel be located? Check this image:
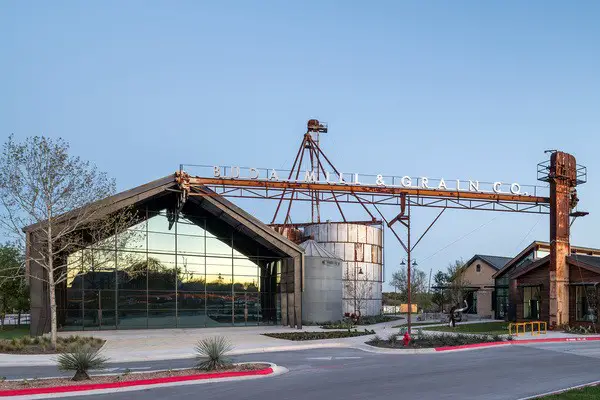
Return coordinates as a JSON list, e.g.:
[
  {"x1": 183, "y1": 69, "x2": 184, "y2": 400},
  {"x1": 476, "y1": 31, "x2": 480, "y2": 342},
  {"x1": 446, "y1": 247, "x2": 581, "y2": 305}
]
[
  {"x1": 344, "y1": 243, "x2": 354, "y2": 261},
  {"x1": 549, "y1": 151, "x2": 579, "y2": 327},
  {"x1": 355, "y1": 243, "x2": 364, "y2": 262},
  {"x1": 366, "y1": 226, "x2": 373, "y2": 244},
  {"x1": 187, "y1": 177, "x2": 550, "y2": 204},
  {"x1": 347, "y1": 224, "x2": 358, "y2": 243},
  {"x1": 357, "y1": 225, "x2": 367, "y2": 243},
  {"x1": 363, "y1": 243, "x2": 372, "y2": 263}
]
